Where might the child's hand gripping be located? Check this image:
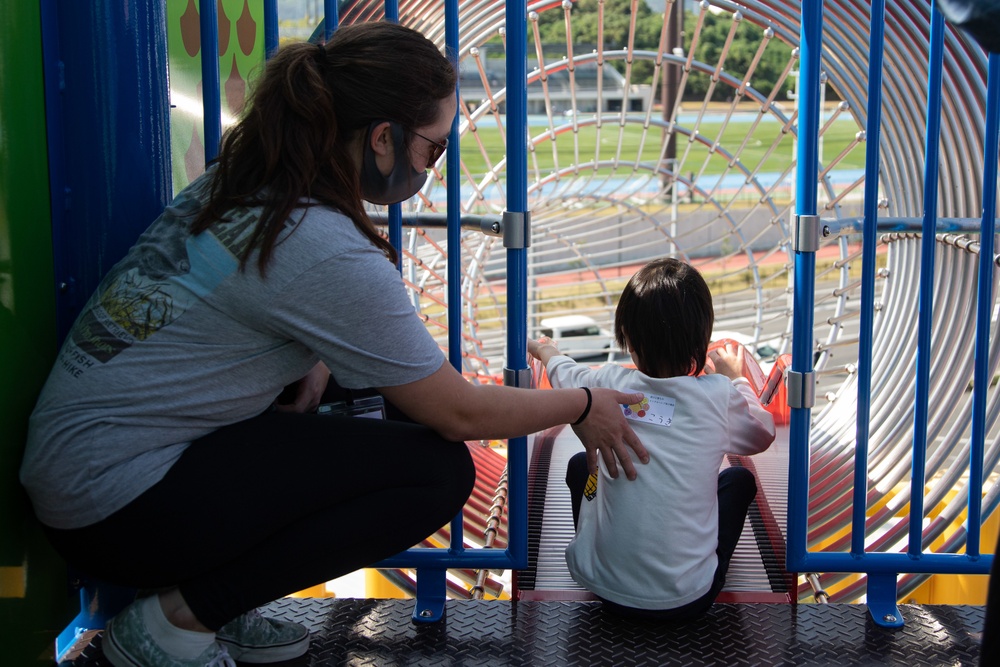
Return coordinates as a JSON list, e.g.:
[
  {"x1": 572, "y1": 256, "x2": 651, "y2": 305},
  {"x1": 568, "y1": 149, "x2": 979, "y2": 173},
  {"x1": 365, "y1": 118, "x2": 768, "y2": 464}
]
[
  {"x1": 705, "y1": 341, "x2": 746, "y2": 381},
  {"x1": 527, "y1": 336, "x2": 562, "y2": 366}
]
